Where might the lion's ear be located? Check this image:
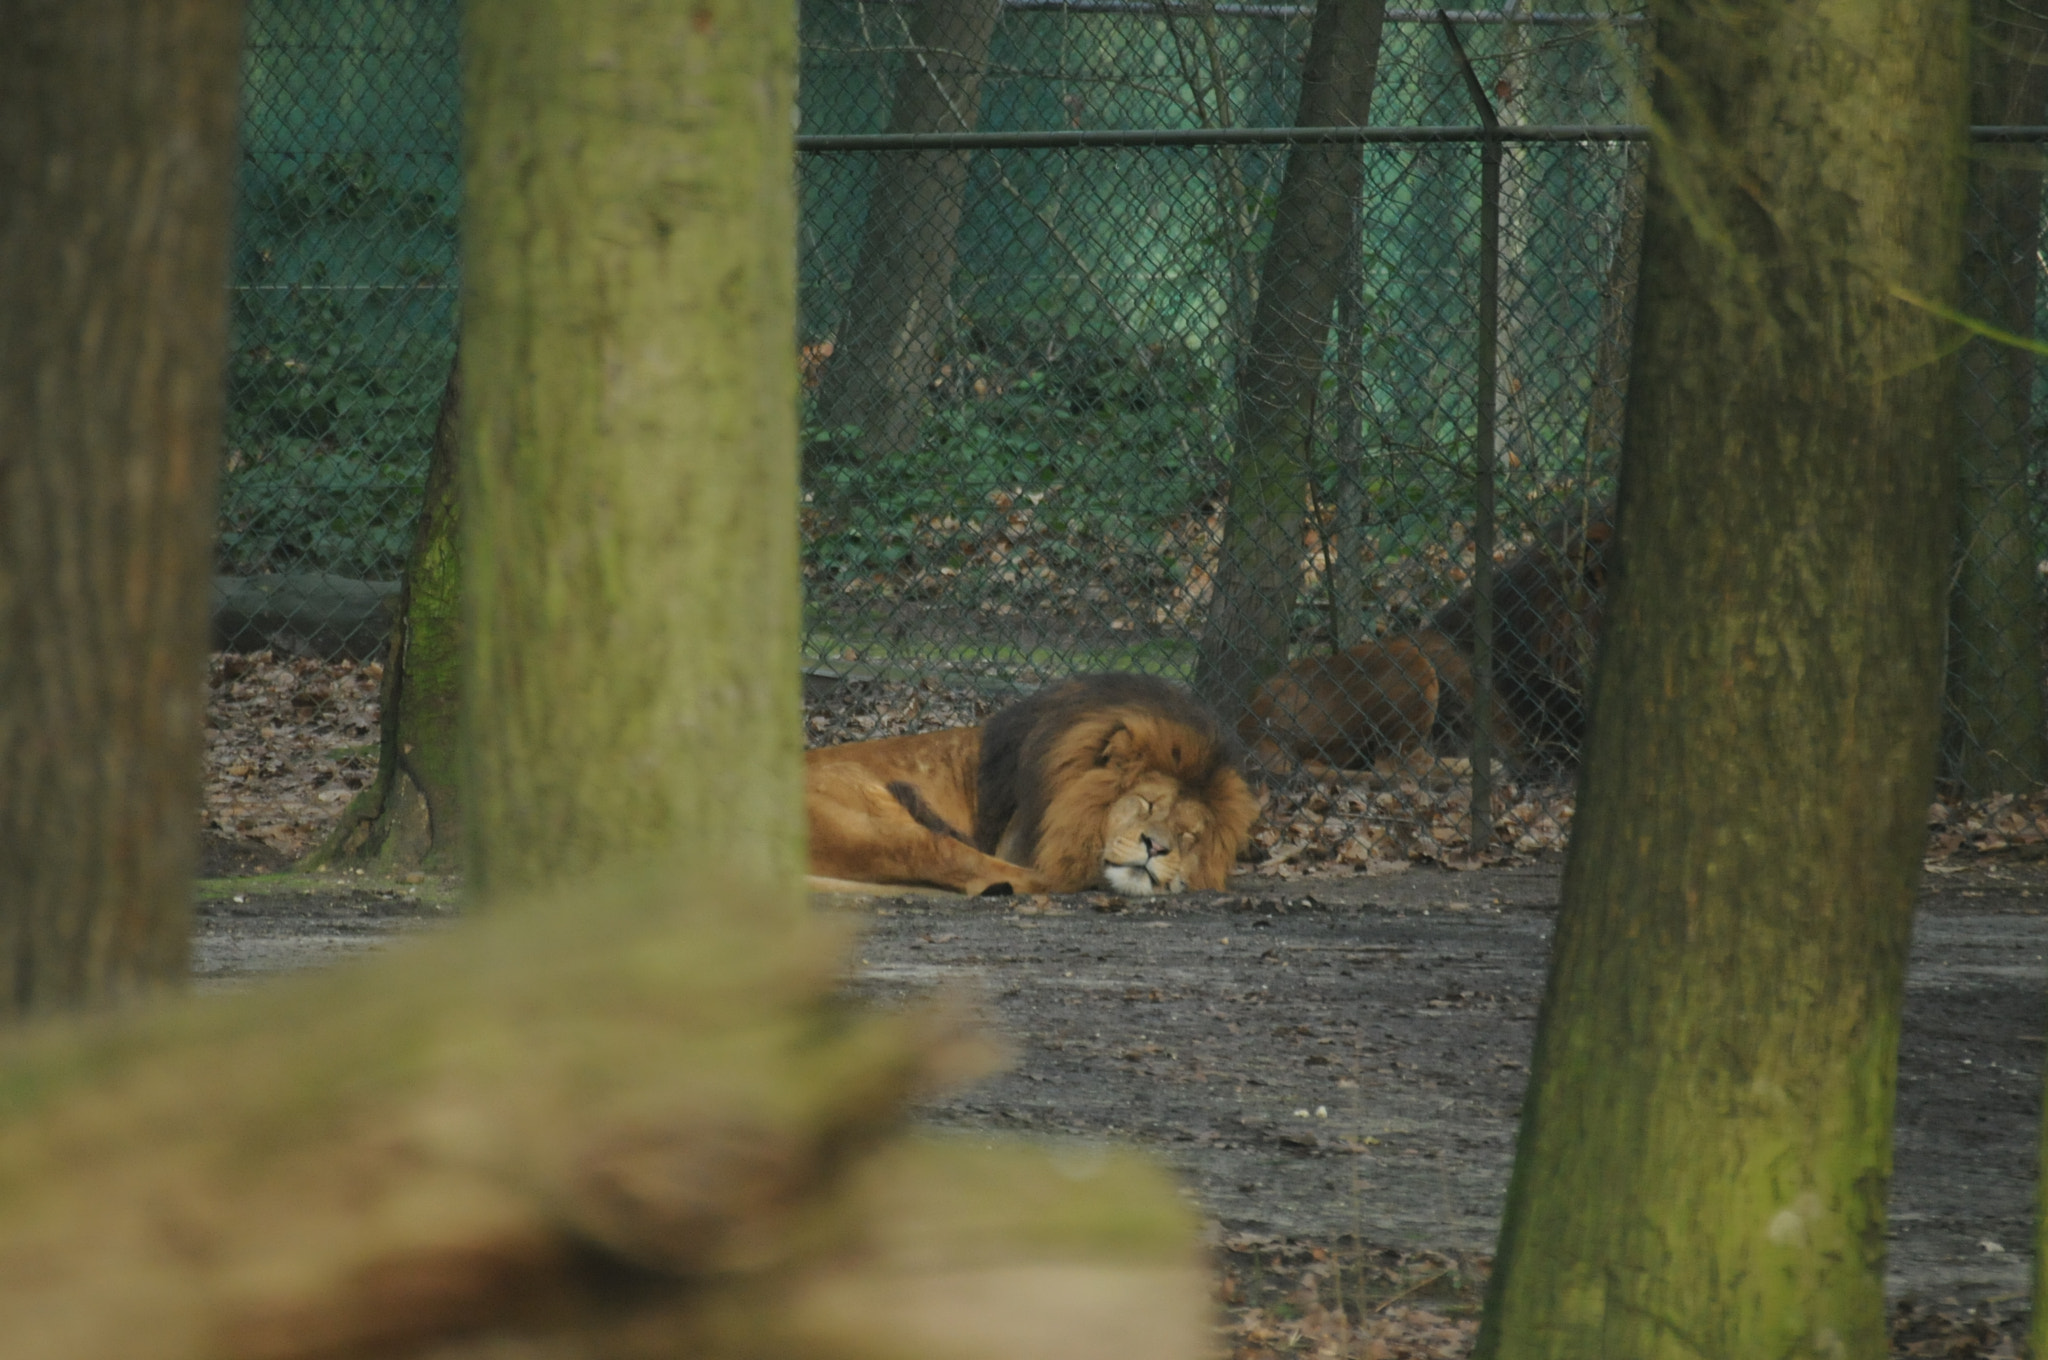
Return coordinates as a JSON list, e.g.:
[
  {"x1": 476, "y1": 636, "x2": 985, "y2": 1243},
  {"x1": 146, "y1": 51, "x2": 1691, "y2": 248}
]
[{"x1": 1096, "y1": 725, "x2": 1134, "y2": 767}]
